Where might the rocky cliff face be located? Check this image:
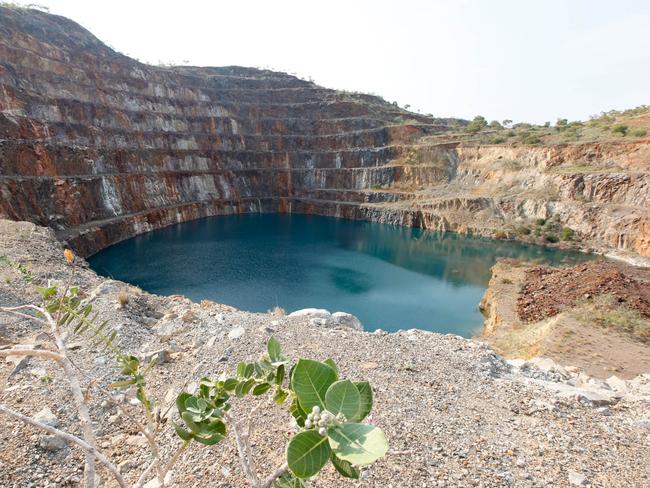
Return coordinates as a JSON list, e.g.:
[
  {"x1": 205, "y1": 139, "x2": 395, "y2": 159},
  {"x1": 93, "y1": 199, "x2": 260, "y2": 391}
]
[{"x1": 0, "y1": 6, "x2": 648, "y2": 260}]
